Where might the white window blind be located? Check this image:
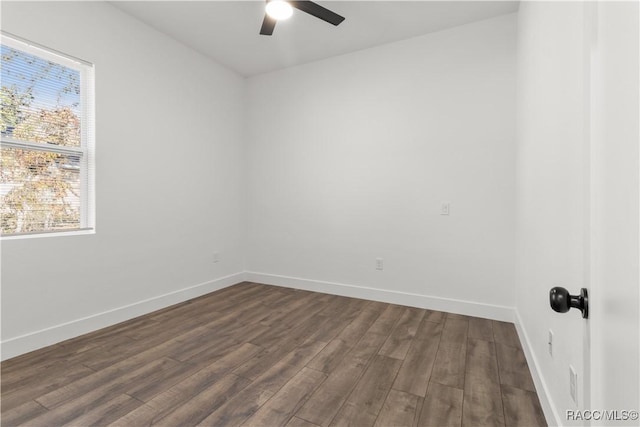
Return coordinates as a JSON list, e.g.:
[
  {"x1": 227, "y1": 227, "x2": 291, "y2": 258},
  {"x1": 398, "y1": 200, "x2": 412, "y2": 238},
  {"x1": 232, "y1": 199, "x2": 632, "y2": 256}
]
[{"x1": 1, "y1": 33, "x2": 95, "y2": 238}]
